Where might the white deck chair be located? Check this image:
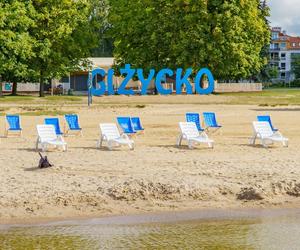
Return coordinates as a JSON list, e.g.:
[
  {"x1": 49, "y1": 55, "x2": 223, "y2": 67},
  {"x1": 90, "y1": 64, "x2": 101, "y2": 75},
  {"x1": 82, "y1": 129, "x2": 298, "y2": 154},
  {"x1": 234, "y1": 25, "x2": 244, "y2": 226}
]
[
  {"x1": 177, "y1": 122, "x2": 214, "y2": 149},
  {"x1": 97, "y1": 123, "x2": 134, "y2": 150},
  {"x1": 250, "y1": 121, "x2": 288, "y2": 147},
  {"x1": 36, "y1": 125, "x2": 67, "y2": 152}
]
